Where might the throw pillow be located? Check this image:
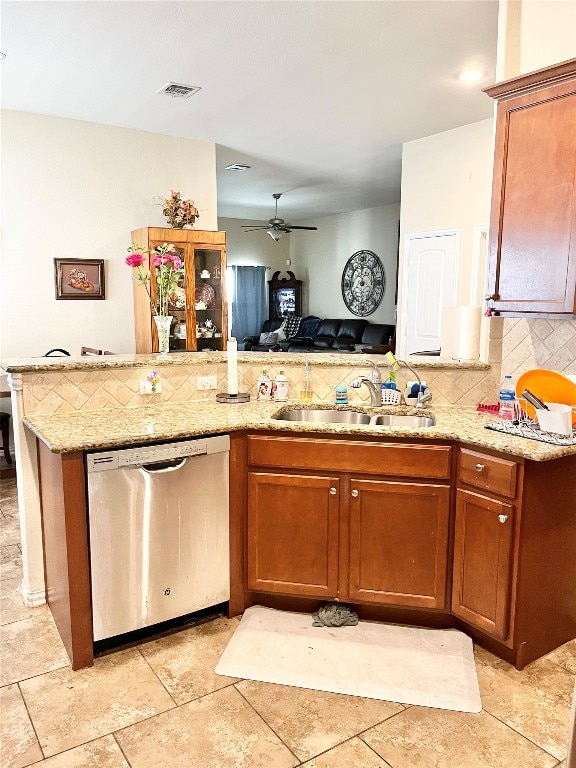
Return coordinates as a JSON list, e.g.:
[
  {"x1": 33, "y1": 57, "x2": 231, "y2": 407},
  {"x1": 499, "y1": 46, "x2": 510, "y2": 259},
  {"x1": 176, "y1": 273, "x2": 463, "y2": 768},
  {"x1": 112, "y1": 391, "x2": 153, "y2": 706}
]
[
  {"x1": 276, "y1": 322, "x2": 287, "y2": 342},
  {"x1": 282, "y1": 315, "x2": 302, "y2": 339},
  {"x1": 259, "y1": 332, "x2": 278, "y2": 346}
]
